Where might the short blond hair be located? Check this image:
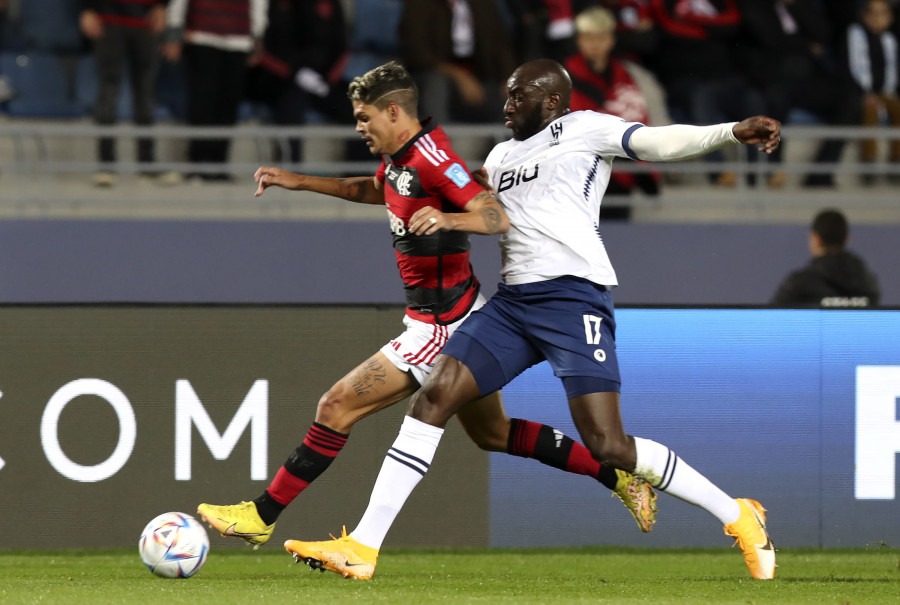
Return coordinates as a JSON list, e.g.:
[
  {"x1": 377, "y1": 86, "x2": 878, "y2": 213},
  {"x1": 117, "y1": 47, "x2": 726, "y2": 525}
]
[
  {"x1": 347, "y1": 61, "x2": 418, "y2": 116},
  {"x1": 575, "y1": 7, "x2": 616, "y2": 35}
]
